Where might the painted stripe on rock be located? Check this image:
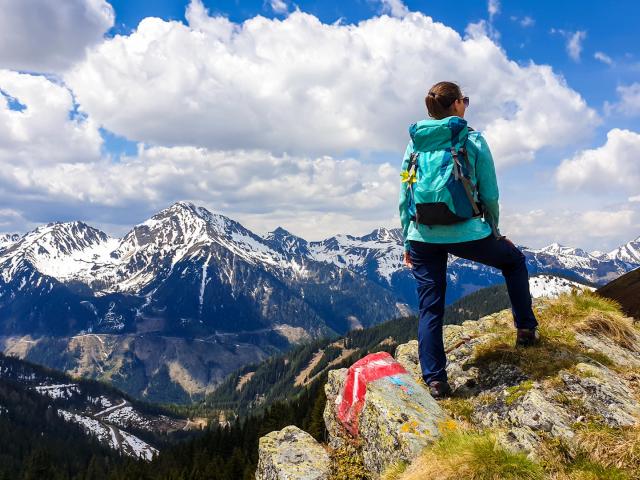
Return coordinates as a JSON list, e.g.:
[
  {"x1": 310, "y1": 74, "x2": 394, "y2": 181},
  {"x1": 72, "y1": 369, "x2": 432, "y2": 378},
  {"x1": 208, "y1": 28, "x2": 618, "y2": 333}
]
[{"x1": 337, "y1": 351, "x2": 408, "y2": 436}]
